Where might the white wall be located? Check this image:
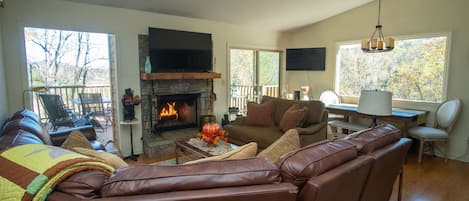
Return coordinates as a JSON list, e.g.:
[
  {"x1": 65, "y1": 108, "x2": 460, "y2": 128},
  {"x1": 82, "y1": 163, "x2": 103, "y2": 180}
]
[
  {"x1": 0, "y1": 0, "x2": 280, "y2": 156},
  {"x1": 0, "y1": 8, "x2": 8, "y2": 124},
  {"x1": 281, "y1": 0, "x2": 469, "y2": 162}
]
